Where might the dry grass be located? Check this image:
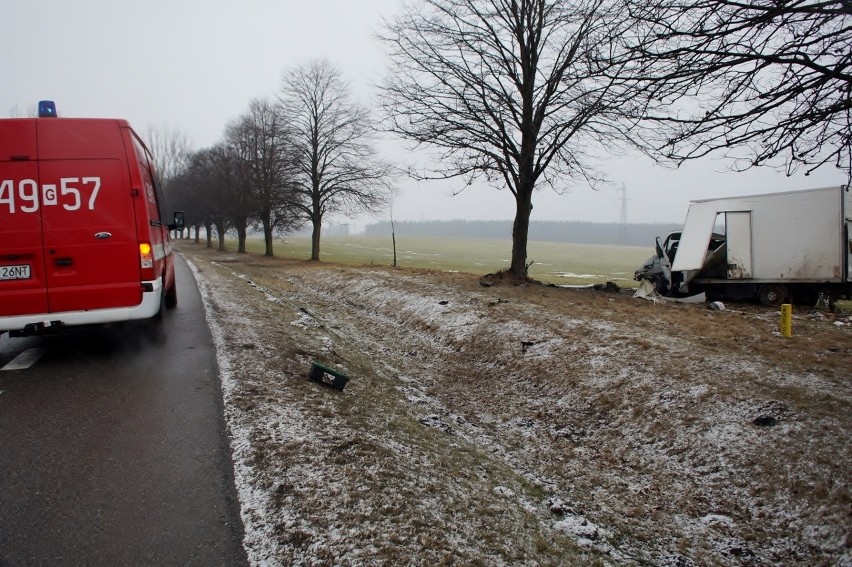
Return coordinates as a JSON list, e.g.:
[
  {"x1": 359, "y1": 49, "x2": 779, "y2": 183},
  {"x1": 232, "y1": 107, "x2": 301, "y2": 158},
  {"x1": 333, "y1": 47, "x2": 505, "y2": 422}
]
[{"x1": 180, "y1": 242, "x2": 851, "y2": 566}]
